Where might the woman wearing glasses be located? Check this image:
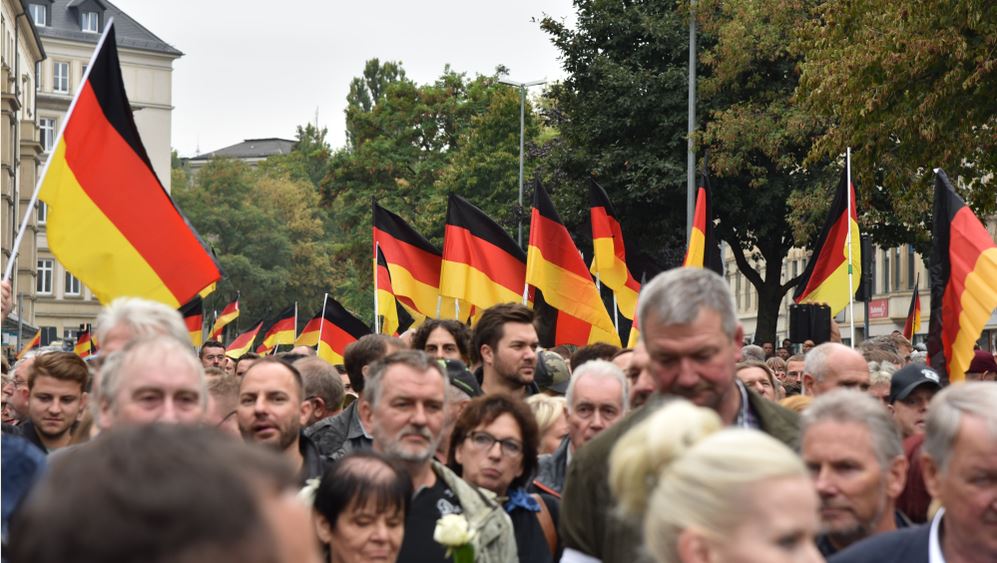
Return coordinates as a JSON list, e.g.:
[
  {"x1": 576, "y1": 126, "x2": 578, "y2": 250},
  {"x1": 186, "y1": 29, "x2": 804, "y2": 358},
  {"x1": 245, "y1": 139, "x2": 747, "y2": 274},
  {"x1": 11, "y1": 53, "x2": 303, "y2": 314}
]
[{"x1": 447, "y1": 394, "x2": 560, "y2": 562}]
